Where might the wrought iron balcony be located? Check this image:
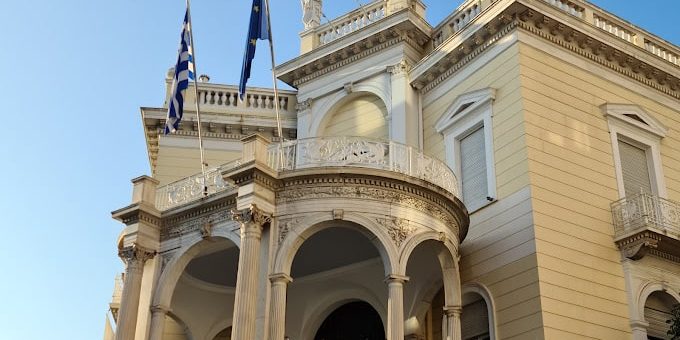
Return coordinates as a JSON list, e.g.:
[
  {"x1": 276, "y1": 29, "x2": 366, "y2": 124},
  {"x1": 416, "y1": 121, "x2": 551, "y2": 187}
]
[
  {"x1": 266, "y1": 137, "x2": 459, "y2": 197},
  {"x1": 610, "y1": 193, "x2": 680, "y2": 261}
]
